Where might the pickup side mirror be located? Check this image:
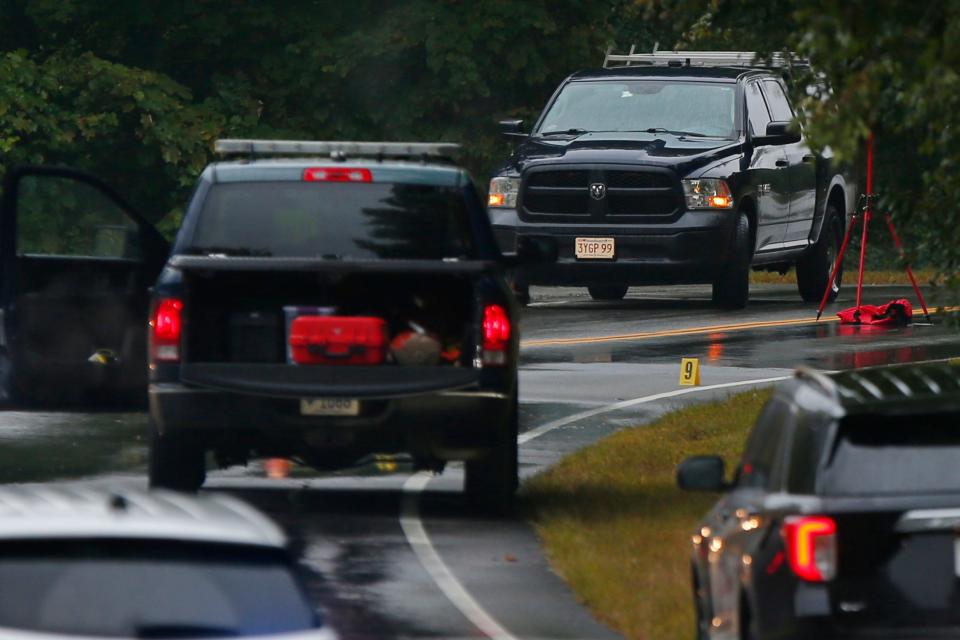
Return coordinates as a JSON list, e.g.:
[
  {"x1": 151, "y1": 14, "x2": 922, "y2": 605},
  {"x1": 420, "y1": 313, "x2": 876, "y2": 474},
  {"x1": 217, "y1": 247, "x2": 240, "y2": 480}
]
[
  {"x1": 498, "y1": 119, "x2": 528, "y2": 138},
  {"x1": 516, "y1": 235, "x2": 557, "y2": 264},
  {"x1": 677, "y1": 455, "x2": 728, "y2": 492},
  {"x1": 755, "y1": 121, "x2": 801, "y2": 146}
]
